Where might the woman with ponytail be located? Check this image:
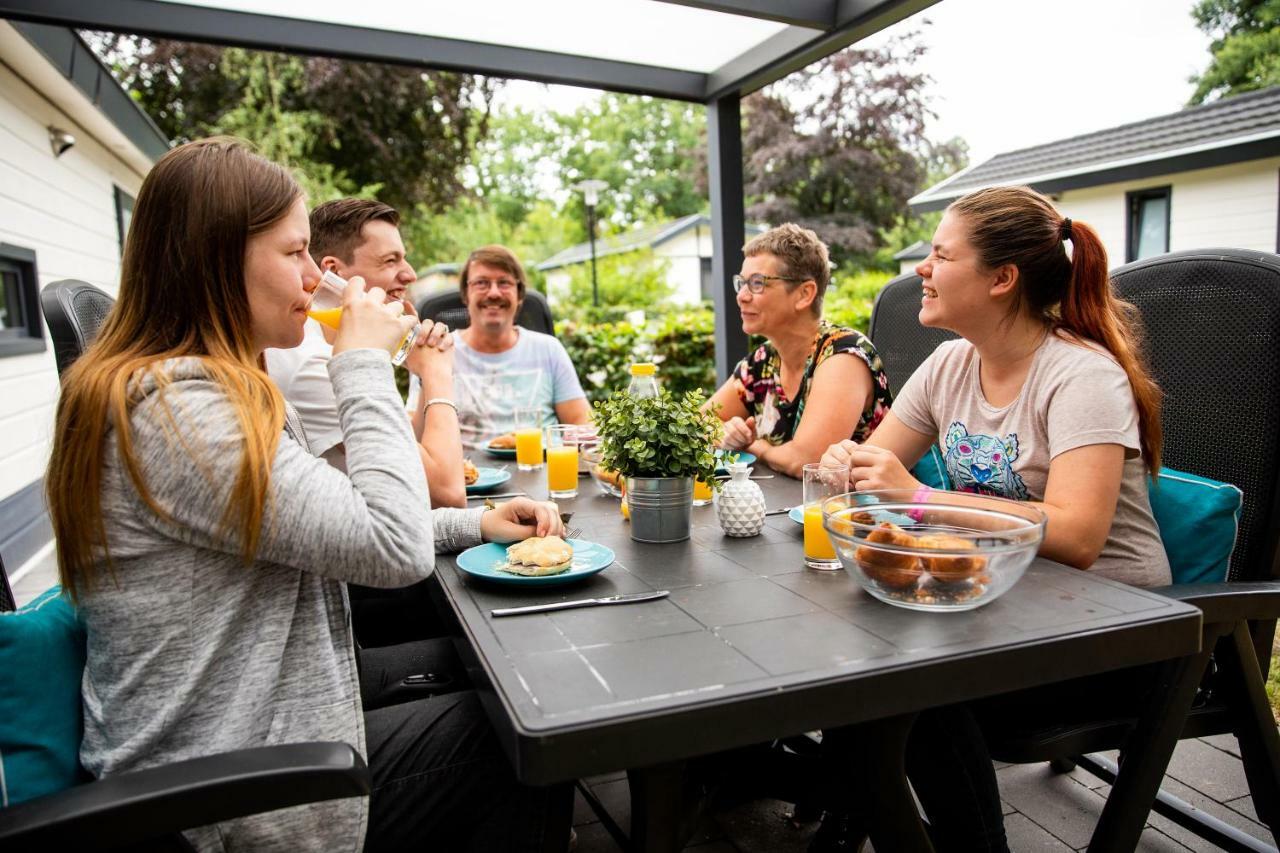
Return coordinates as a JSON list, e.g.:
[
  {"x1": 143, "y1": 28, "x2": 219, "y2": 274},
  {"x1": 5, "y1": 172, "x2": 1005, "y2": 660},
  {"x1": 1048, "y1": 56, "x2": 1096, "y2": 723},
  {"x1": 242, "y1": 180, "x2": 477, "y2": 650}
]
[
  {"x1": 46, "y1": 138, "x2": 570, "y2": 852},
  {"x1": 823, "y1": 185, "x2": 1168, "y2": 586}
]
